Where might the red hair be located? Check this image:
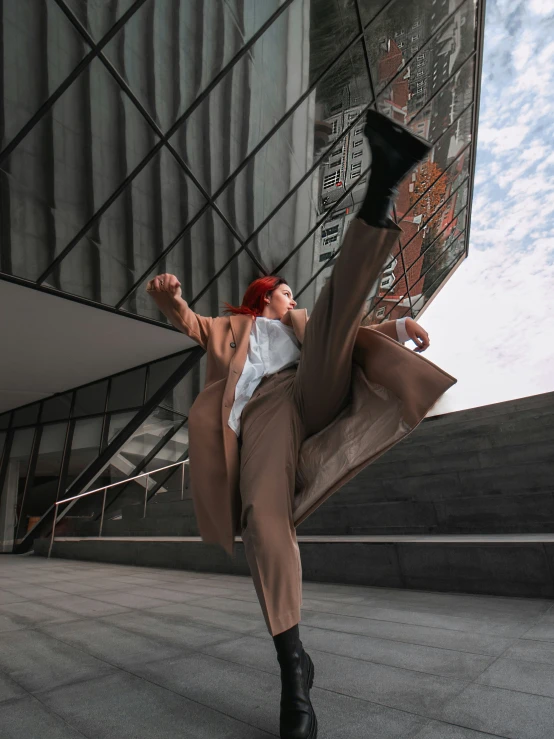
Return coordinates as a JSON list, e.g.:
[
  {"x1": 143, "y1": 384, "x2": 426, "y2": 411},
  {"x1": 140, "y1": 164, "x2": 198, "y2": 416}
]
[{"x1": 223, "y1": 276, "x2": 288, "y2": 317}]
